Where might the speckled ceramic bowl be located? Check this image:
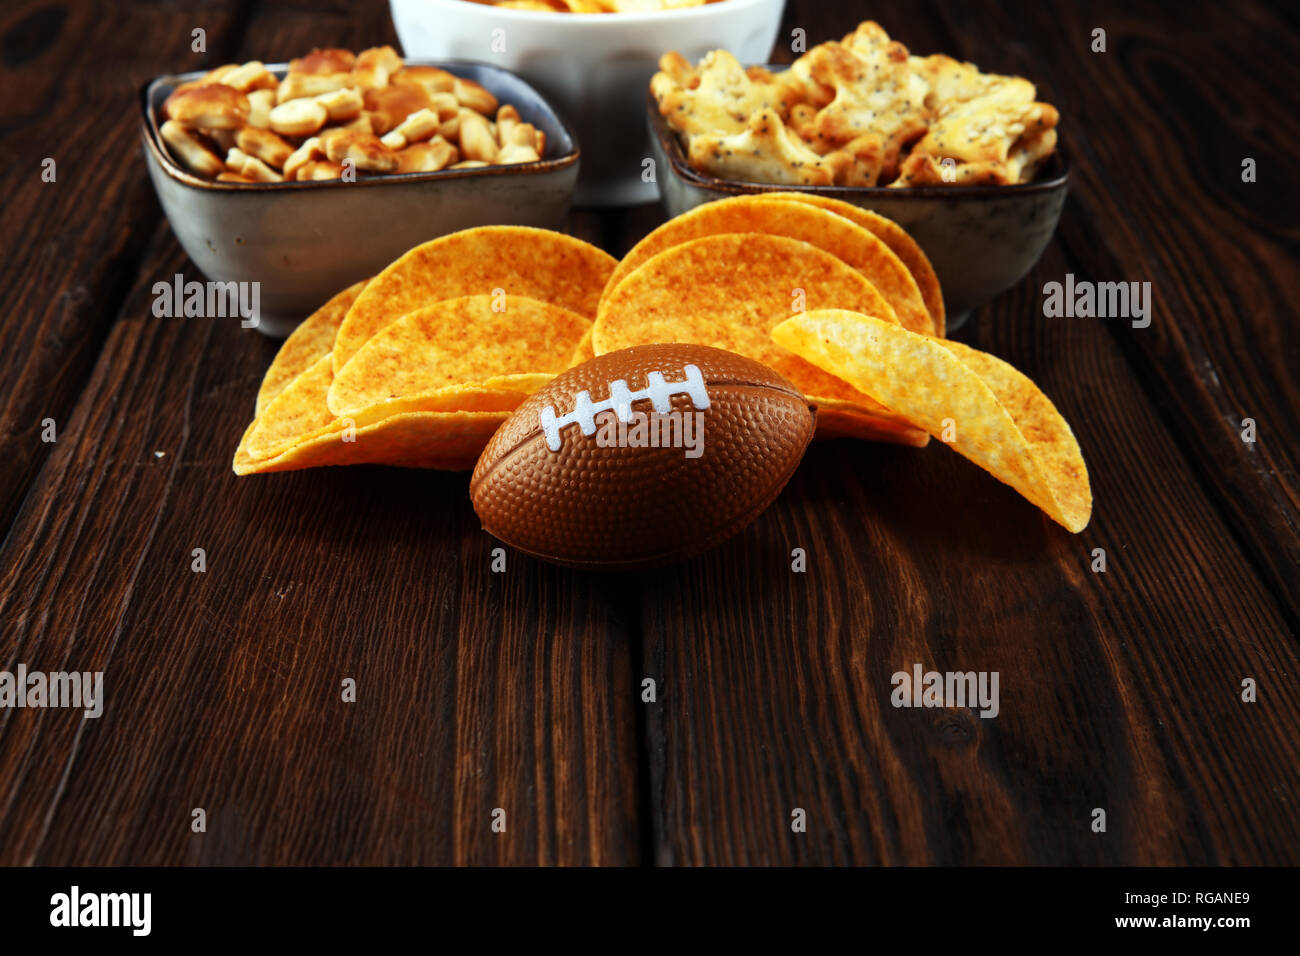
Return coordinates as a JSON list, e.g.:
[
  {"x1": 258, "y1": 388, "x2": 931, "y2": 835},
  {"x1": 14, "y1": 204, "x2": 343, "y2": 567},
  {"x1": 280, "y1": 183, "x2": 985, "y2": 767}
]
[
  {"x1": 141, "y1": 60, "x2": 579, "y2": 337},
  {"x1": 647, "y1": 87, "x2": 1069, "y2": 330}
]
